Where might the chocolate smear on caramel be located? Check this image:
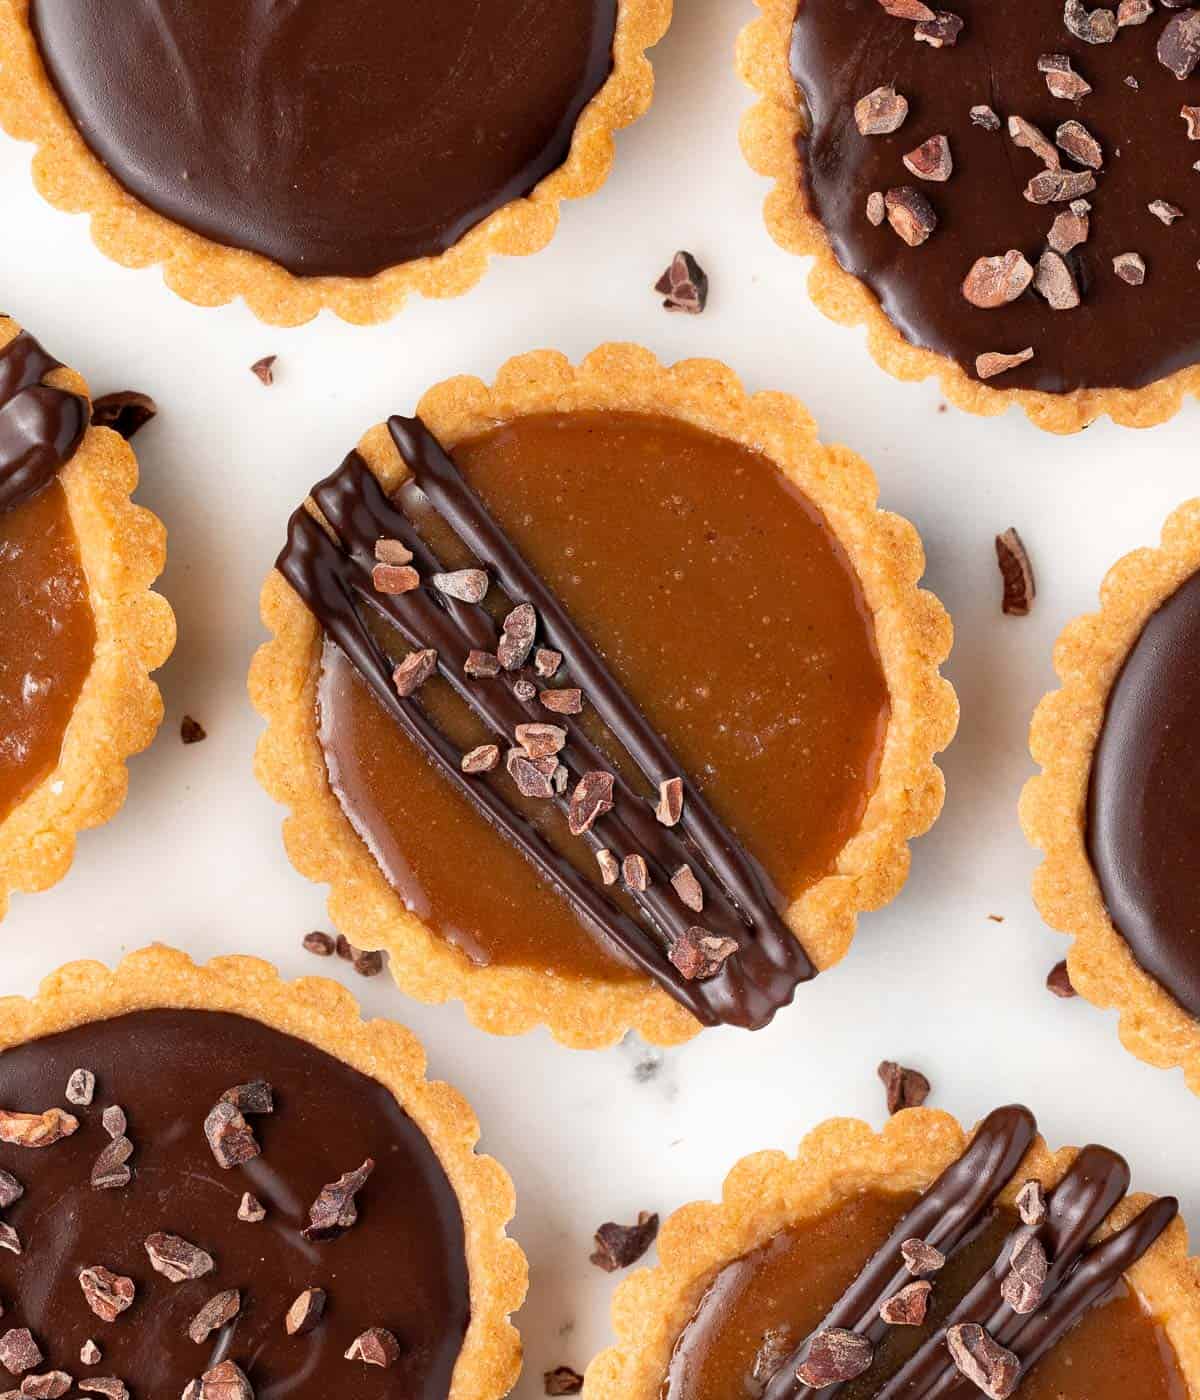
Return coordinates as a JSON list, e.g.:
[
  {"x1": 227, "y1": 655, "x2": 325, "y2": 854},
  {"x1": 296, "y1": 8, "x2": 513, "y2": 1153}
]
[{"x1": 0, "y1": 331, "x2": 88, "y2": 514}]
